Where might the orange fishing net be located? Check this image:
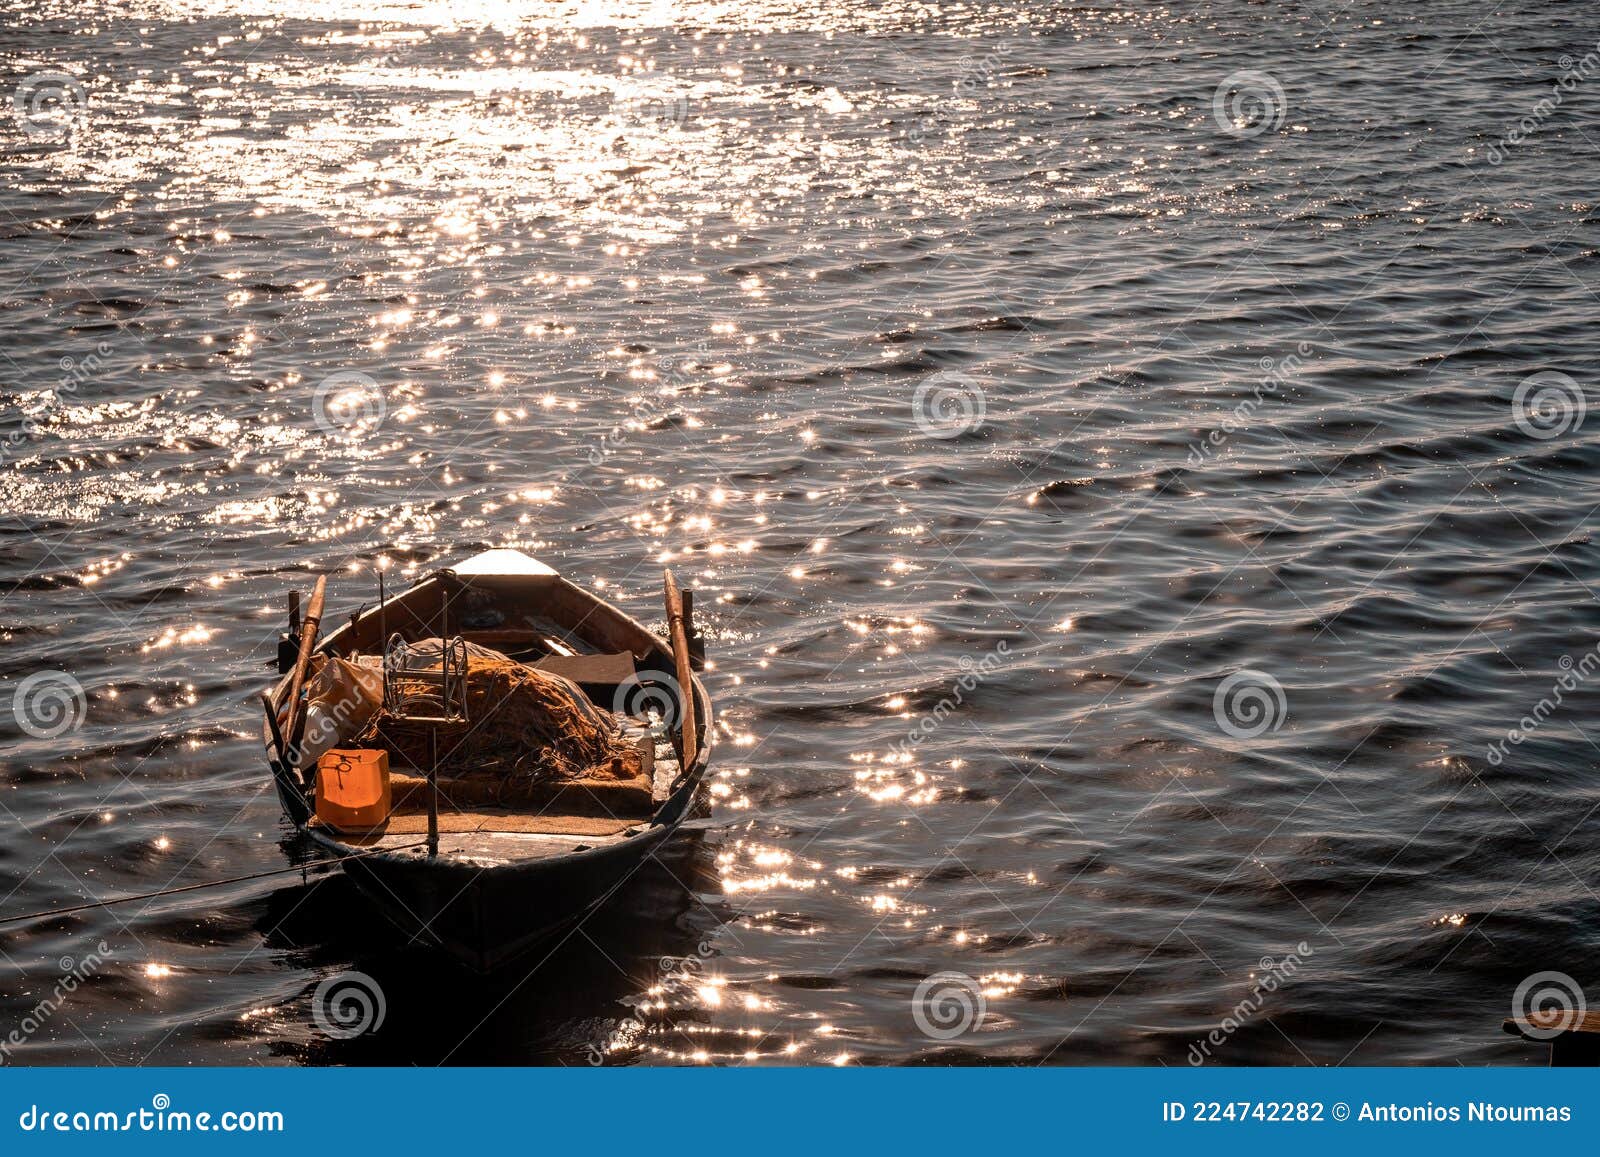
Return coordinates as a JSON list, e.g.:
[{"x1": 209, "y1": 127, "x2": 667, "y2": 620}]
[{"x1": 363, "y1": 643, "x2": 639, "y2": 785}]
